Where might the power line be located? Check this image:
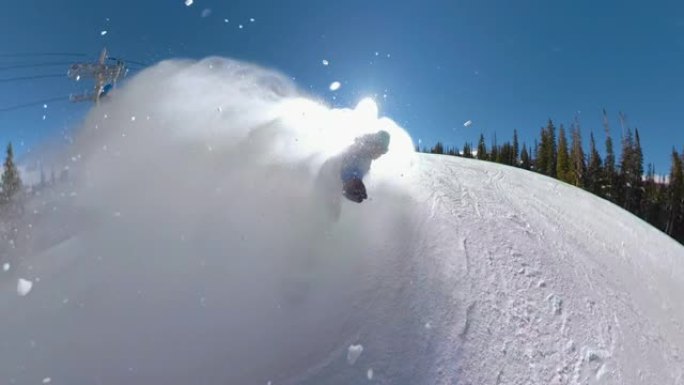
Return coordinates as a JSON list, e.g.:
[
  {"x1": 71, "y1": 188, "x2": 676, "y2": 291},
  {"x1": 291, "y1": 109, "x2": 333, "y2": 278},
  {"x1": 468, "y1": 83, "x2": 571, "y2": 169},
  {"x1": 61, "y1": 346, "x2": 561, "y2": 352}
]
[
  {"x1": 0, "y1": 96, "x2": 69, "y2": 113},
  {"x1": 0, "y1": 52, "x2": 86, "y2": 58},
  {"x1": 0, "y1": 74, "x2": 66, "y2": 83},
  {"x1": 0, "y1": 61, "x2": 73, "y2": 72}
]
